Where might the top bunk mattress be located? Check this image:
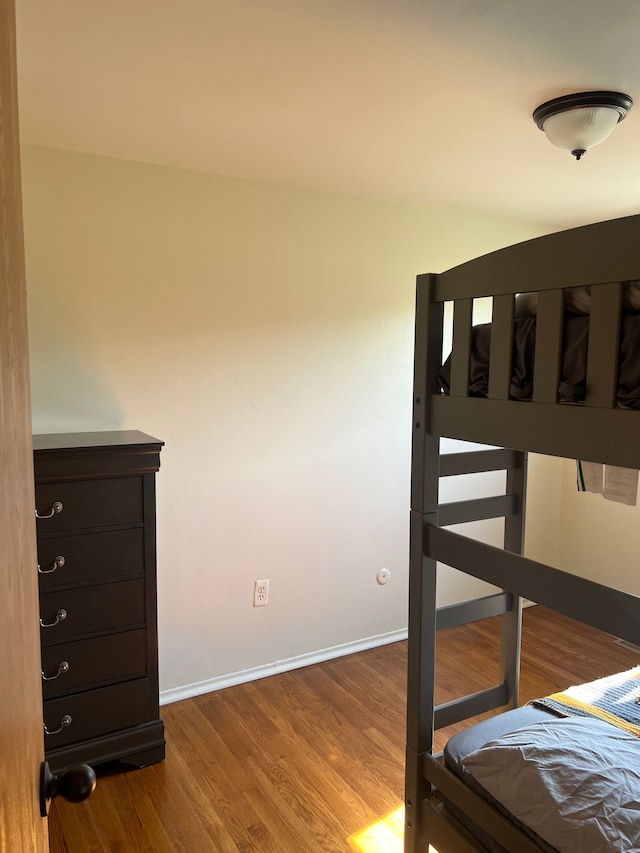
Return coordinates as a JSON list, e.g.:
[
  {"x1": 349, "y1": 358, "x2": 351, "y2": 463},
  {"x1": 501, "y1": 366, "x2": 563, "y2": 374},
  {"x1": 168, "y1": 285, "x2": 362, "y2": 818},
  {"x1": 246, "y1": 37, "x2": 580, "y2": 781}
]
[{"x1": 438, "y1": 311, "x2": 640, "y2": 408}]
